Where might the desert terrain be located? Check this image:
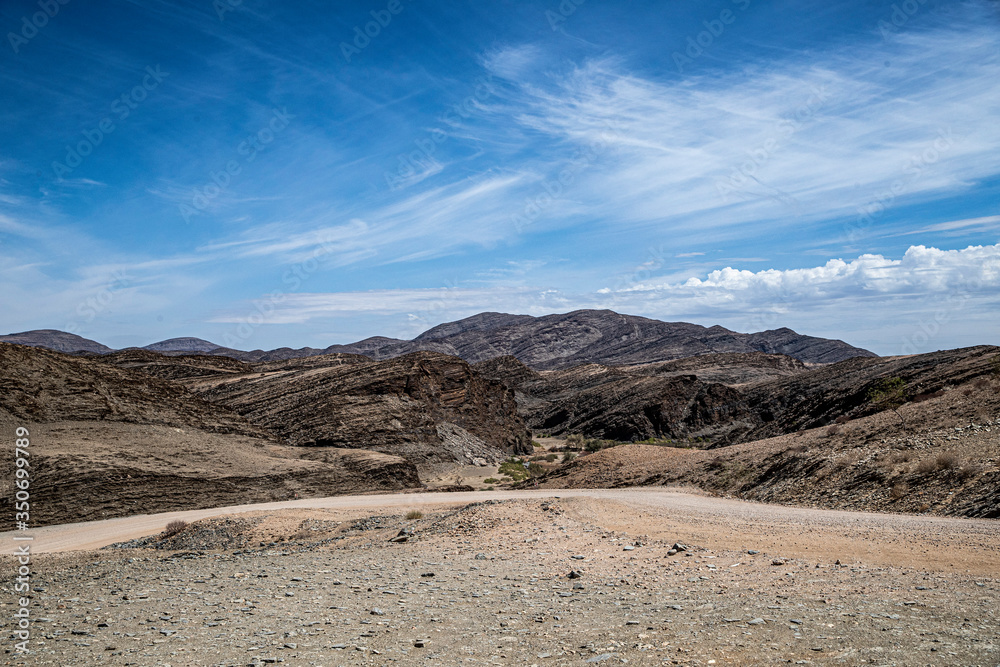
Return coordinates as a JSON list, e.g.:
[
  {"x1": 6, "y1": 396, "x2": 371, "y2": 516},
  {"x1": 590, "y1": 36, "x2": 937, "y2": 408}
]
[
  {"x1": 2, "y1": 489, "x2": 998, "y2": 665},
  {"x1": 1, "y1": 313, "x2": 998, "y2": 665}
]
